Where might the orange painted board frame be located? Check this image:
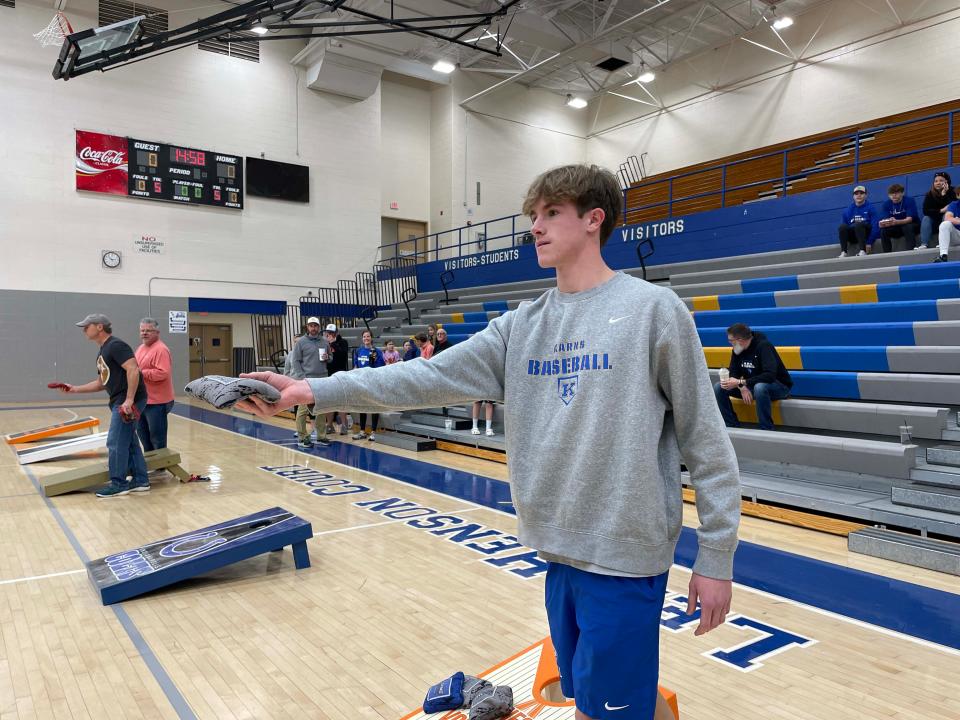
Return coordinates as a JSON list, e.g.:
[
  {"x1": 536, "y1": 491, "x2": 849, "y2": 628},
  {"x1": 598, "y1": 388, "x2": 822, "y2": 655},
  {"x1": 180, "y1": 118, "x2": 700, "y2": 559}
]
[{"x1": 4, "y1": 417, "x2": 100, "y2": 444}]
